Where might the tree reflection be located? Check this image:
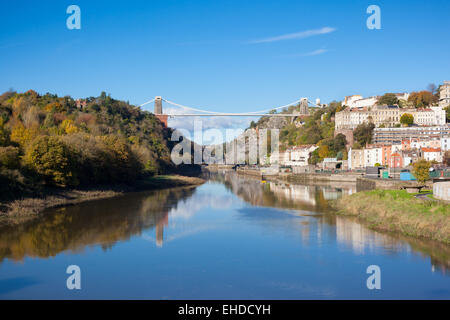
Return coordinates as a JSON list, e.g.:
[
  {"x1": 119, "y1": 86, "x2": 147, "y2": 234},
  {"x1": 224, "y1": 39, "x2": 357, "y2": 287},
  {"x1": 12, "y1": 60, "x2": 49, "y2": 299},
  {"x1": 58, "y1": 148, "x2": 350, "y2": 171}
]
[{"x1": 0, "y1": 187, "x2": 196, "y2": 262}]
